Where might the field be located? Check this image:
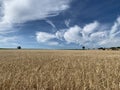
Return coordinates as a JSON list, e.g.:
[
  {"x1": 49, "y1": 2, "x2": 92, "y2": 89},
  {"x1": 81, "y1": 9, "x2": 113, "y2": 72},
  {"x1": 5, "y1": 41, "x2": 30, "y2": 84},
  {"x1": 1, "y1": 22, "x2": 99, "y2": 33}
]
[{"x1": 0, "y1": 50, "x2": 120, "y2": 90}]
